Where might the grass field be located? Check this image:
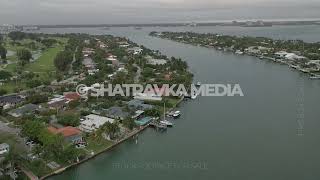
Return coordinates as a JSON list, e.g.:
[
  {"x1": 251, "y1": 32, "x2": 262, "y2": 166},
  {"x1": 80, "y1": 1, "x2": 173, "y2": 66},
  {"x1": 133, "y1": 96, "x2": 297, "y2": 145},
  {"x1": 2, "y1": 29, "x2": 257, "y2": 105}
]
[
  {"x1": 1, "y1": 38, "x2": 67, "y2": 93},
  {"x1": 24, "y1": 45, "x2": 63, "y2": 81}
]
